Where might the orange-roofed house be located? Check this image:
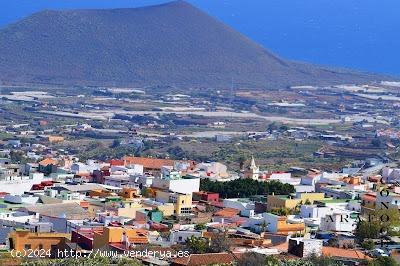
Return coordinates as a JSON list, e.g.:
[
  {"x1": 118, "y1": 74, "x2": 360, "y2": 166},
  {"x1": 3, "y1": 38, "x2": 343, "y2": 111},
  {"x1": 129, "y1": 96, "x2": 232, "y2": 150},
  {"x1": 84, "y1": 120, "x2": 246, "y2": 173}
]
[
  {"x1": 9, "y1": 230, "x2": 69, "y2": 254},
  {"x1": 342, "y1": 176, "x2": 361, "y2": 185},
  {"x1": 109, "y1": 159, "x2": 125, "y2": 166},
  {"x1": 119, "y1": 187, "x2": 140, "y2": 199},
  {"x1": 214, "y1": 208, "x2": 240, "y2": 218},
  {"x1": 92, "y1": 226, "x2": 148, "y2": 250},
  {"x1": 38, "y1": 158, "x2": 57, "y2": 167},
  {"x1": 247, "y1": 213, "x2": 305, "y2": 235},
  {"x1": 361, "y1": 192, "x2": 376, "y2": 214},
  {"x1": 123, "y1": 156, "x2": 175, "y2": 171},
  {"x1": 322, "y1": 247, "x2": 371, "y2": 262},
  {"x1": 38, "y1": 158, "x2": 58, "y2": 175}
]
